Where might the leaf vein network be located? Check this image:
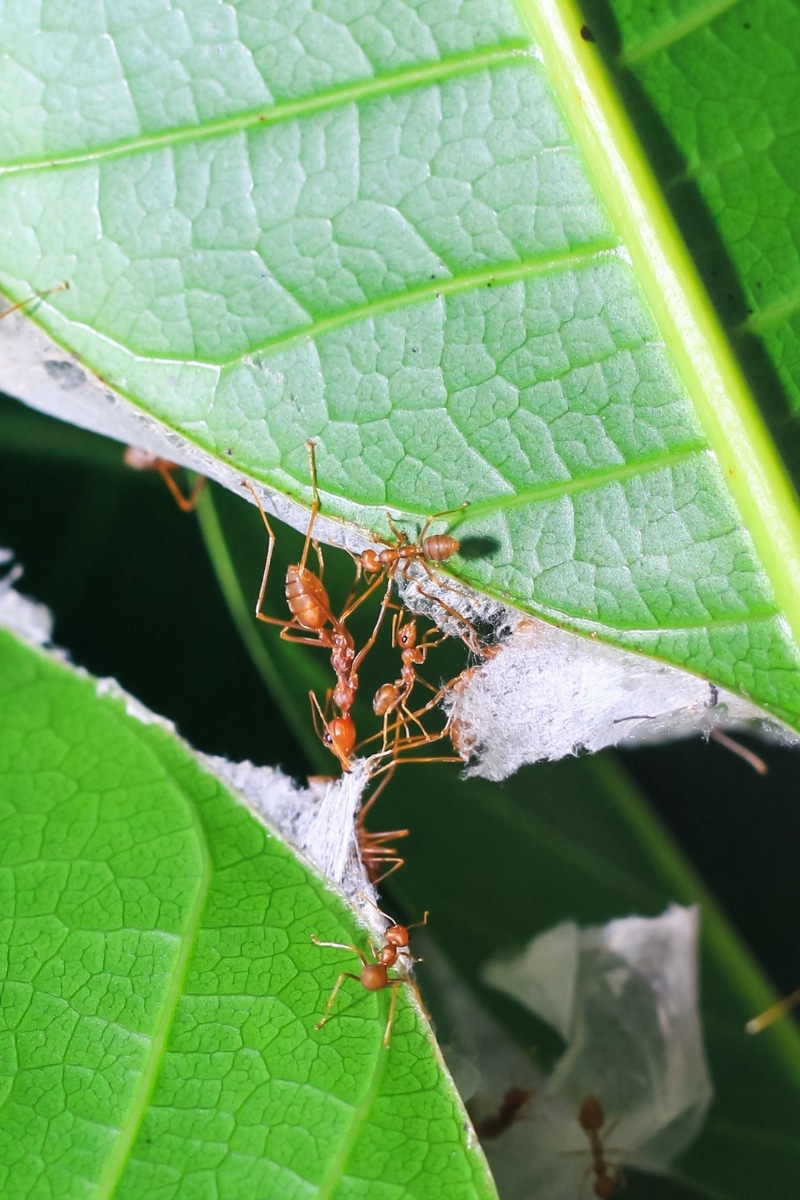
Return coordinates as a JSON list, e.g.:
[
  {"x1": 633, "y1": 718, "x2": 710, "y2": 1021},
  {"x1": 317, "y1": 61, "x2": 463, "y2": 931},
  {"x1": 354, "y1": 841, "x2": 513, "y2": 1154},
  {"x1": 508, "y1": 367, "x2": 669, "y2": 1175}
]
[{"x1": 0, "y1": 45, "x2": 533, "y2": 178}]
